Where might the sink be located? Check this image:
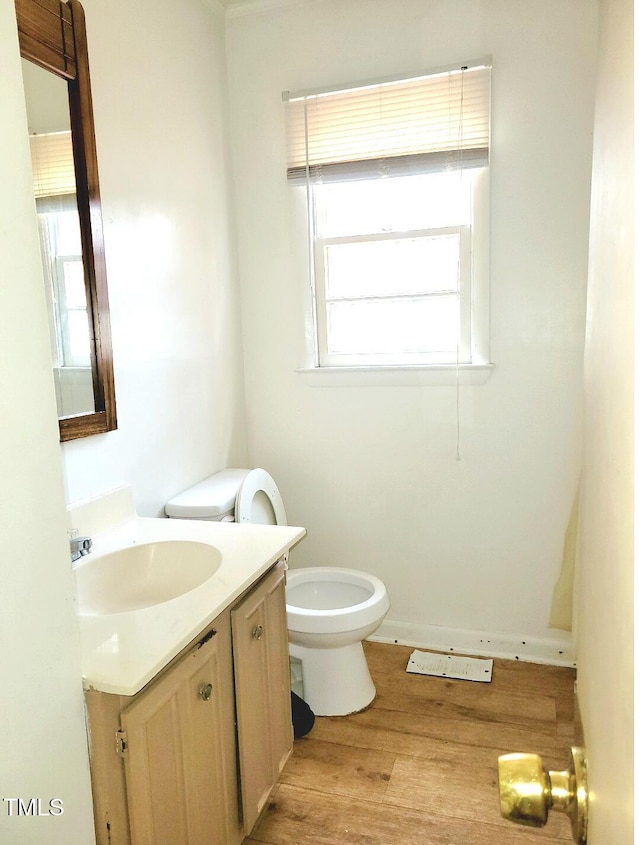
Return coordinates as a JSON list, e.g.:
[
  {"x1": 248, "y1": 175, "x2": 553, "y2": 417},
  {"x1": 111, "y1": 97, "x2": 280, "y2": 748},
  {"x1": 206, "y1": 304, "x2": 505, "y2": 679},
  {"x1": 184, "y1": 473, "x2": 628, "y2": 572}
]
[{"x1": 75, "y1": 540, "x2": 222, "y2": 615}]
